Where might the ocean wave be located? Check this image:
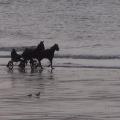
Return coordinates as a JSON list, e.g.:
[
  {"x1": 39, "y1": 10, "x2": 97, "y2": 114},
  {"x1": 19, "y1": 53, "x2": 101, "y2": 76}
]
[
  {"x1": 1, "y1": 54, "x2": 120, "y2": 59},
  {"x1": 55, "y1": 65, "x2": 120, "y2": 69},
  {"x1": 0, "y1": 46, "x2": 35, "y2": 51},
  {"x1": 55, "y1": 54, "x2": 120, "y2": 60},
  {"x1": 0, "y1": 47, "x2": 120, "y2": 60}
]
